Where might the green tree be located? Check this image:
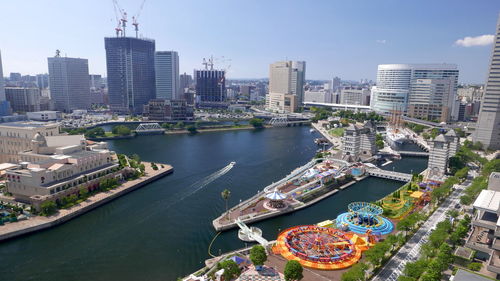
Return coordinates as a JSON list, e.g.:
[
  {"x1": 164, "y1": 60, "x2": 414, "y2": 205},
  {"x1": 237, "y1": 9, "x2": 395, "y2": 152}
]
[
  {"x1": 284, "y1": 260, "x2": 303, "y2": 281},
  {"x1": 249, "y1": 118, "x2": 264, "y2": 128},
  {"x1": 446, "y1": 209, "x2": 459, "y2": 219},
  {"x1": 40, "y1": 201, "x2": 57, "y2": 216},
  {"x1": 376, "y1": 139, "x2": 384, "y2": 149},
  {"x1": 112, "y1": 125, "x2": 131, "y2": 136},
  {"x1": 175, "y1": 121, "x2": 185, "y2": 129},
  {"x1": 403, "y1": 259, "x2": 428, "y2": 279},
  {"x1": 85, "y1": 127, "x2": 105, "y2": 138},
  {"x1": 341, "y1": 262, "x2": 367, "y2": 281},
  {"x1": 467, "y1": 262, "x2": 482, "y2": 271},
  {"x1": 151, "y1": 162, "x2": 158, "y2": 171},
  {"x1": 186, "y1": 125, "x2": 198, "y2": 134},
  {"x1": 221, "y1": 189, "x2": 231, "y2": 220},
  {"x1": 217, "y1": 260, "x2": 241, "y2": 280},
  {"x1": 79, "y1": 187, "x2": 89, "y2": 199},
  {"x1": 249, "y1": 245, "x2": 267, "y2": 266}
]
